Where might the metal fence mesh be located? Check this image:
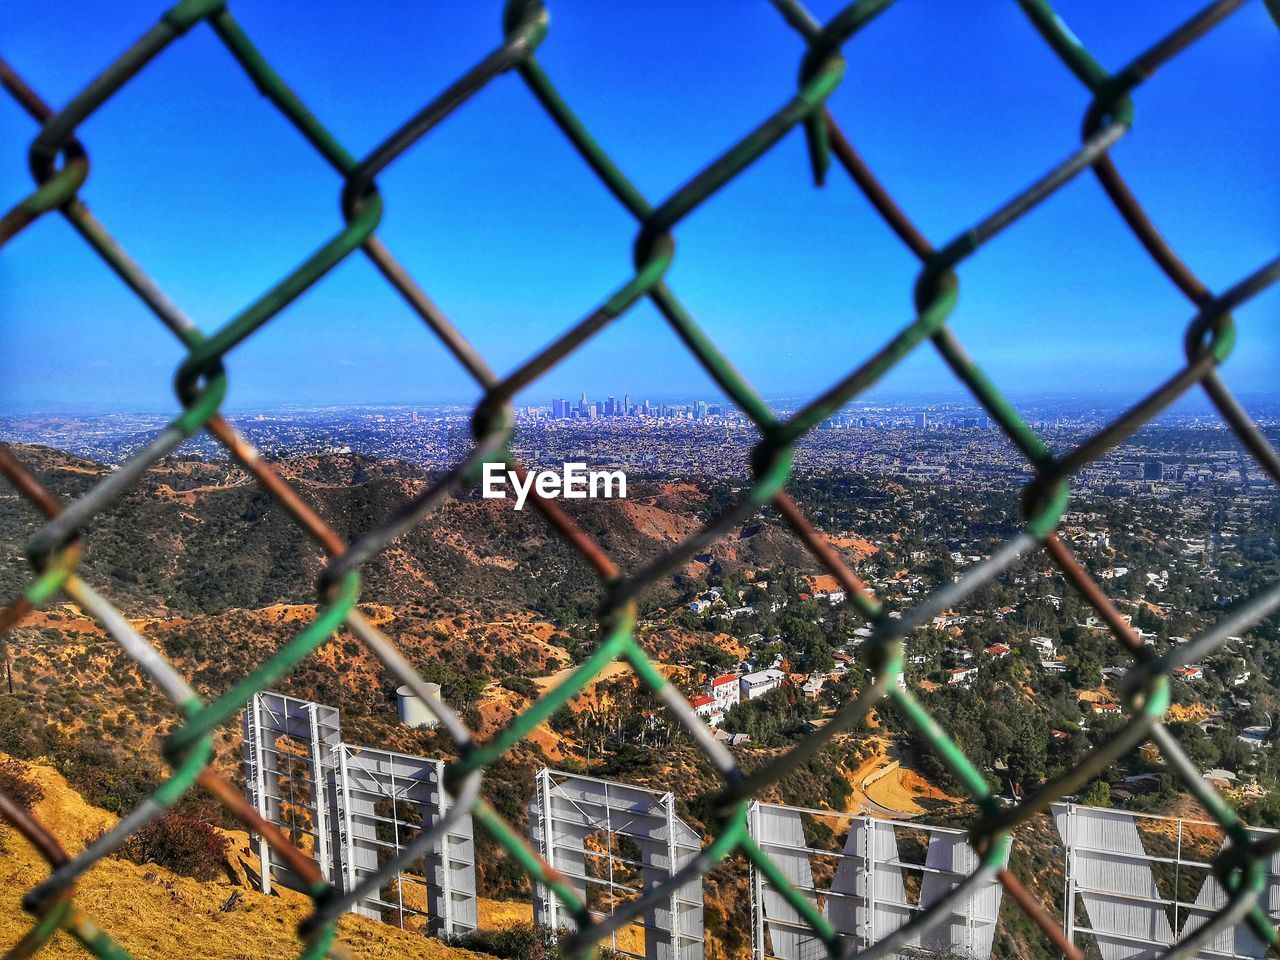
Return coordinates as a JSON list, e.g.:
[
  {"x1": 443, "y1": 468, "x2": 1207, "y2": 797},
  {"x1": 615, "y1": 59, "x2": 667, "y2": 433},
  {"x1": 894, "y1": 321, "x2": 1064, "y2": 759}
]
[{"x1": 2, "y1": 0, "x2": 1279, "y2": 957}]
